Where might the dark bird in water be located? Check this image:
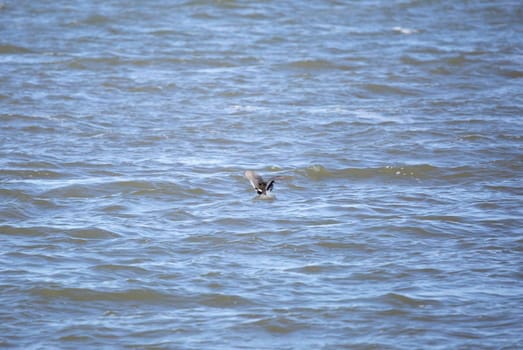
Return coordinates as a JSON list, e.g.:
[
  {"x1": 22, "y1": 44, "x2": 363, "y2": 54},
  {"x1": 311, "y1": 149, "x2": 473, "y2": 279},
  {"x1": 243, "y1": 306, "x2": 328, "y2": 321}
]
[{"x1": 245, "y1": 170, "x2": 275, "y2": 196}]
